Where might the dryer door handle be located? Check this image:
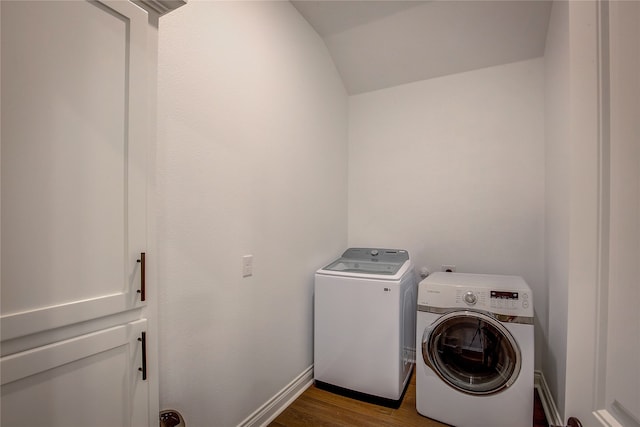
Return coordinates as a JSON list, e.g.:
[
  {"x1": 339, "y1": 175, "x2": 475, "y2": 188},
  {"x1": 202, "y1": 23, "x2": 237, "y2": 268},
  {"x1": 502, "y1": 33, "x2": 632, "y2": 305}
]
[{"x1": 421, "y1": 326, "x2": 437, "y2": 368}]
